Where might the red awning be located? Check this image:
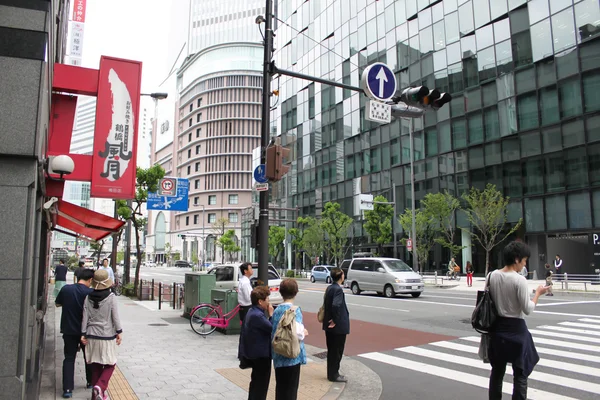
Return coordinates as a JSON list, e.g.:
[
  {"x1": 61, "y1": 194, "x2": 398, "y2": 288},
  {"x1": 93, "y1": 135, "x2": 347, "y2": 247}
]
[{"x1": 54, "y1": 199, "x2": 125, "y2": 241}]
